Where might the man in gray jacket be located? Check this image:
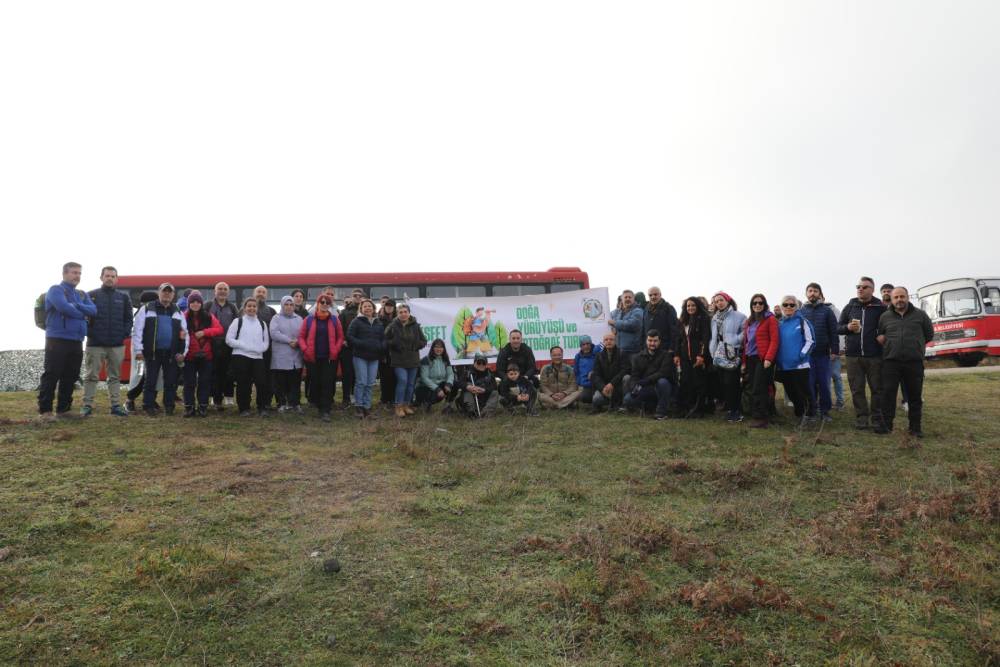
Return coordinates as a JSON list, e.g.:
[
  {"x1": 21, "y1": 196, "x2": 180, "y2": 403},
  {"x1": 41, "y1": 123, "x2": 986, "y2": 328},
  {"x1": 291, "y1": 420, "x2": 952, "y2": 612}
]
[{"x1": 875, "y1": 287, "x2": 934, "y2": 437}]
